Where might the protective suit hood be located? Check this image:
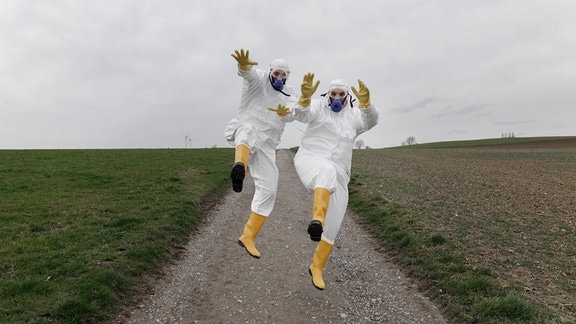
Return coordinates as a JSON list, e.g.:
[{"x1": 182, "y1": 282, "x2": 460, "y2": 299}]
[
  {"x1": 269, "y1": 59, "x2": 290, "y2": 75},
  {"x1": 327, "y1": 79, "x2": 348, "y2": 93}
]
